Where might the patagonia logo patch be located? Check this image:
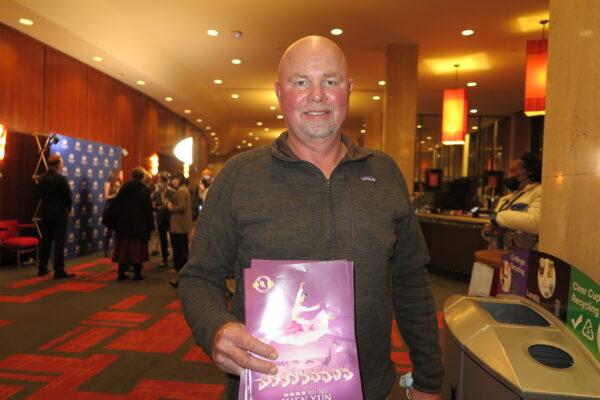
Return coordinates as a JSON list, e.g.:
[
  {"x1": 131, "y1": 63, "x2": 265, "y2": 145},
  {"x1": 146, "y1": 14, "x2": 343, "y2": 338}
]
[{"x1": 360, "y1": 176, "x2": 376, "y2": 183}]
